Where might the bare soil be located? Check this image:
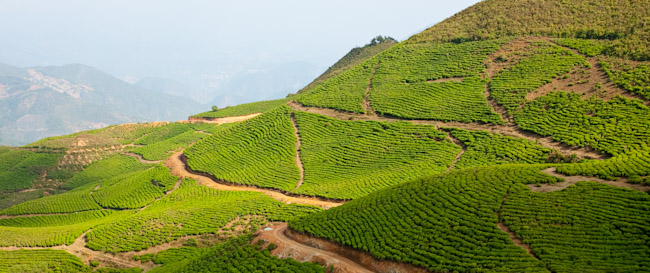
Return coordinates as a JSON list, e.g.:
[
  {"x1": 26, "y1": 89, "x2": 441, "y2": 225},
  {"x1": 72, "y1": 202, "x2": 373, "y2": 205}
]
[
  {"x1": 529, "y1": 168, "x2": 650, "y2": 193},
  {"x1": 363, "y1": 61, "x2": 380, "y2": 116},
  {"x1": 123, "y1": 152, "x2": 163, "y2": 164},
  {"x1": 256, "y1": 223, "x2": 378, "y2": 273},
  {"x1": 188, "y1": 113, "x2": 261, "y2": 124},
  {"x1": 290, "y1": 113, "x2": 305, "y2": 190},
  {"x1": 164, "y1": 151, "x2": 344, "y2": 209}
]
